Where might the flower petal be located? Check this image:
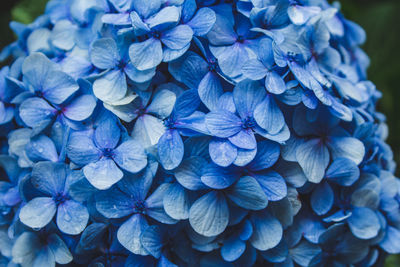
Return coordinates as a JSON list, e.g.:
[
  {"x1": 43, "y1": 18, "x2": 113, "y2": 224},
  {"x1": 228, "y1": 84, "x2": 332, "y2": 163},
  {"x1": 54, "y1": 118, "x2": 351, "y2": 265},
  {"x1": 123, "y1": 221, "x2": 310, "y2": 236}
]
[
  {"x1": 20, "y1": 197, "x2": 56, "y2": 229},
  {"x1": 57, "y1": 200, "x2": 89, "y2": 235},
  {"x1": 189, "y1": 191, "x2": 229, "y2": 237}
]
